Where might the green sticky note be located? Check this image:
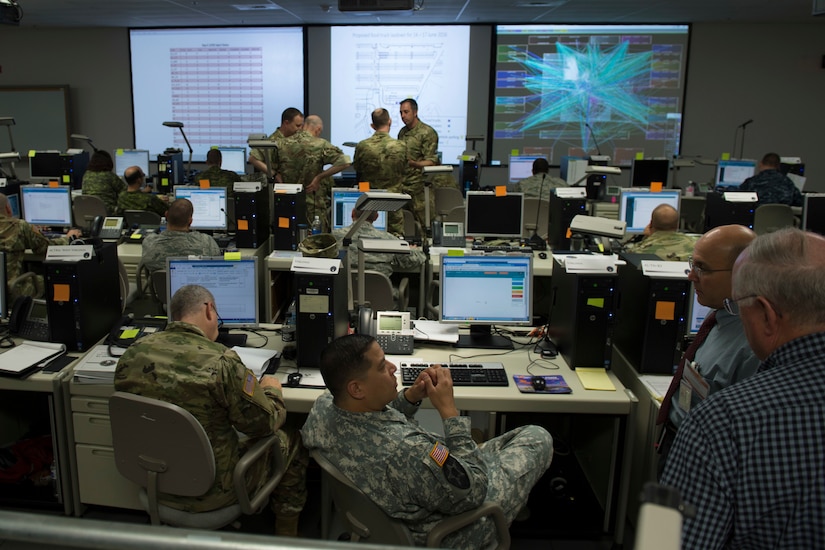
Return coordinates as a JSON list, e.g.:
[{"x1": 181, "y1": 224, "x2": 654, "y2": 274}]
[
  {"x1": 721, "y1": 152, "x2": 731, "y2": 161},
  {"x1": 446, "y1": 249, "x2": 465, "y2": 256},
  {"x1": 116, "y1": 148, "x2": 124, "y2": 156},
  {"x1": 28, "y1": 150, "x2": 36, "y2": 158},
  {"x1": 120, "y1": 328, "x2": 139, "y2": 339},
  {"x1": 586, "y1": 297, "x2": 605, "y2": 308},
  {"x1": 635, "y1": 151, "x2": 644, "y2": 160},
  {"x1": 224, "y1": 251, "x2": 241, "y2": 261},
  {"x1": 511, "y1": 149, "x2": 519, "y2": 156}
]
